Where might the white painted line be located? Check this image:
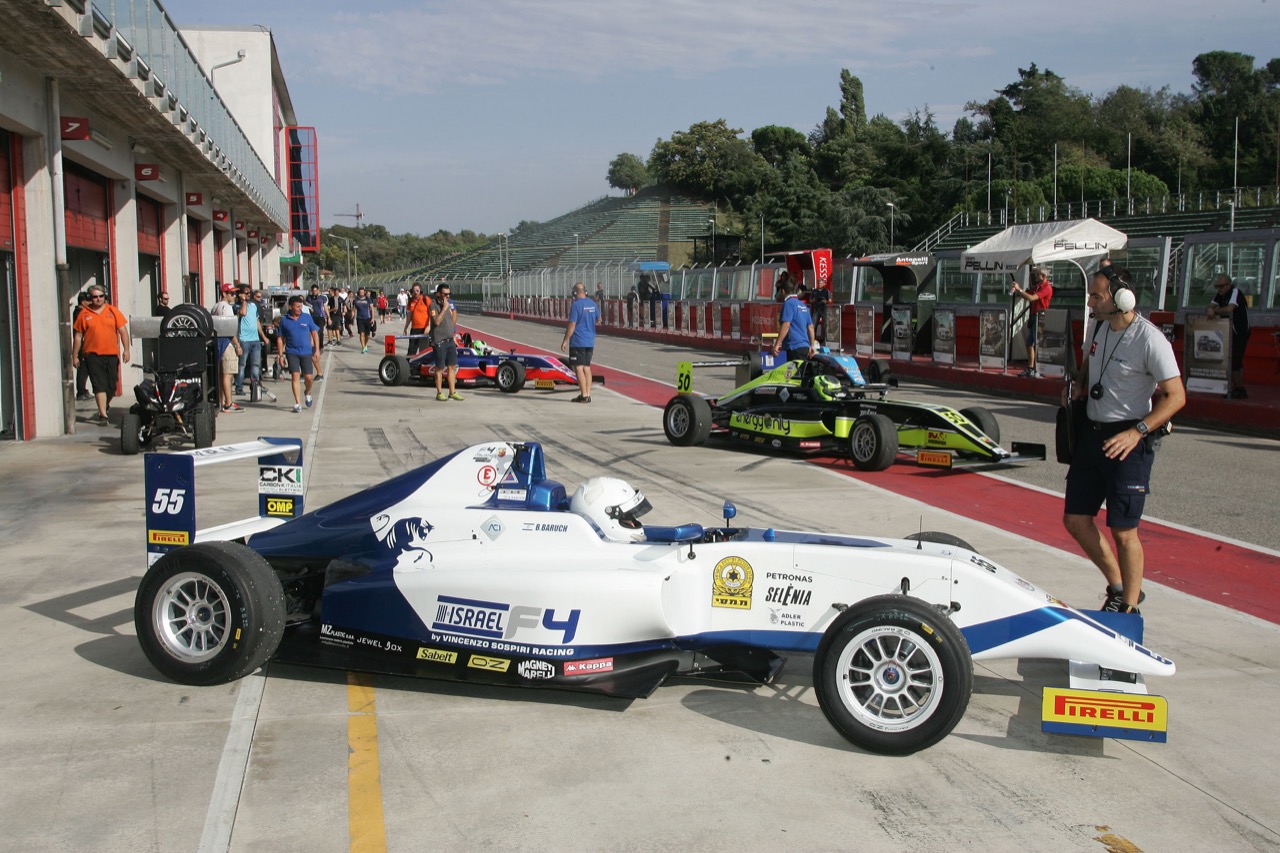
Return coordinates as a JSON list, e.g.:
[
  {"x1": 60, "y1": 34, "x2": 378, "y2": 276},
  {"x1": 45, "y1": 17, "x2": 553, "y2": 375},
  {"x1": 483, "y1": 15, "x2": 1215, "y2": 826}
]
[{"x1": 197, "y1": 349, "x2": 331, "y2": 852}]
